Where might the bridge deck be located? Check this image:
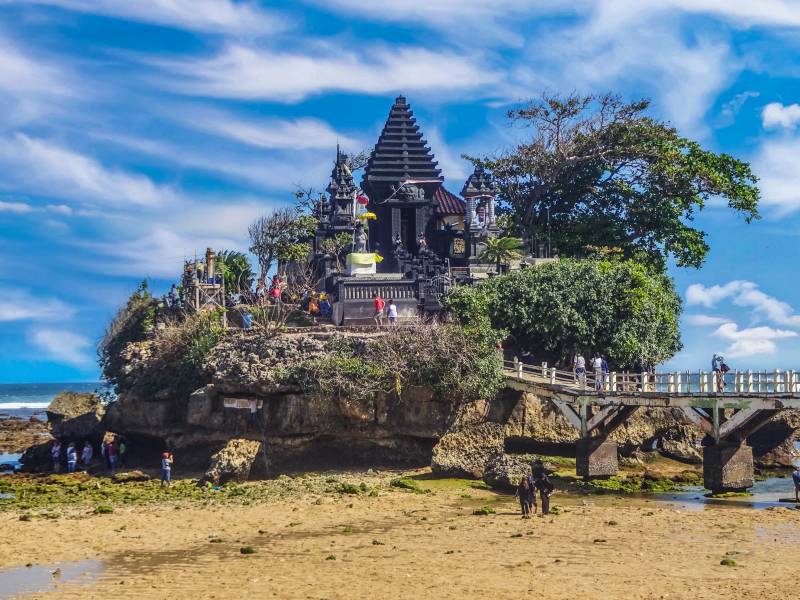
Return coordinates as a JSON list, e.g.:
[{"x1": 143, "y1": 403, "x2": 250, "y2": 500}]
[{"x1": 503, "y1": 363, "x2": 800, "y2": 410}]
